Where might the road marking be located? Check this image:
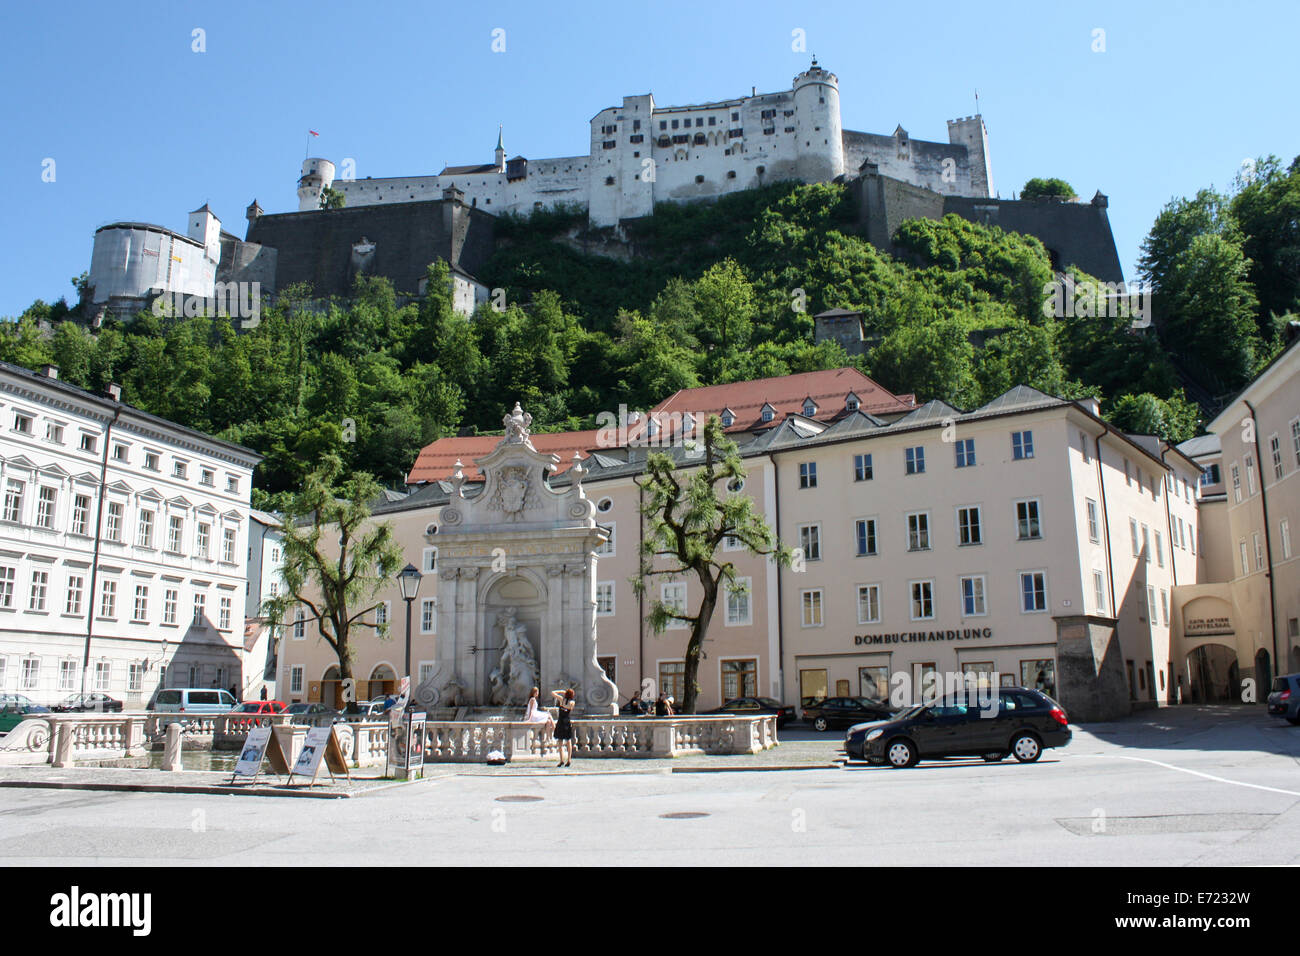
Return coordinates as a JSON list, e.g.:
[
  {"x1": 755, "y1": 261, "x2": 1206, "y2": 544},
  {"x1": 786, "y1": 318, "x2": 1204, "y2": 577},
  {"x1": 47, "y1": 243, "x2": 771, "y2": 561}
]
[{"x1": 1073, "y1": 753, "x2": 1300, "y2": 797}]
